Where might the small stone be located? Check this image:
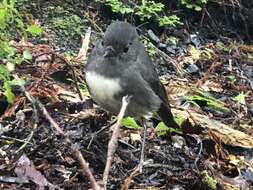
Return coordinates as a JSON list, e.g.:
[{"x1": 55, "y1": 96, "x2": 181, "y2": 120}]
[
  {"x1": 171, "y1": 135, "x2": 186, "y2": 149},
  {"x1": 186, "y1": 33, "x2": 201, "y2": 47},
  {"x1": 158, "y1": 43, "x2": 166, "y2": 49},
  {"x1": 166, "y1": 46, "x2": 176, "y2": 54},
  {"x1": 186, "y1": 63, "x2": 199, "y2": 74},
  {"x1": 147, "y1": 29, "x2": 160, "y2": 43}
]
